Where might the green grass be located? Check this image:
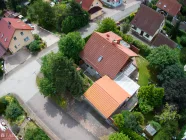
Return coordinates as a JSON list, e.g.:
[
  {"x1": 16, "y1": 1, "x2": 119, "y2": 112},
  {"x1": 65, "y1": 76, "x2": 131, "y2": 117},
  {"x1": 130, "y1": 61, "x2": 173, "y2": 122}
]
[
  {"x1": 136, "y1": 56, "x2": 150, "y2": 86},
  {"x1": 25, "y1": 121, "x2": 37, "y2": 130}
]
